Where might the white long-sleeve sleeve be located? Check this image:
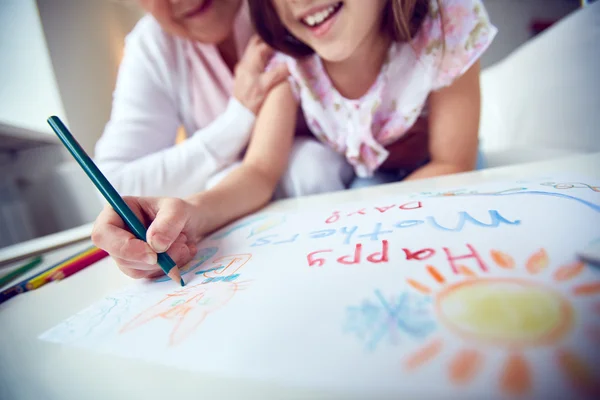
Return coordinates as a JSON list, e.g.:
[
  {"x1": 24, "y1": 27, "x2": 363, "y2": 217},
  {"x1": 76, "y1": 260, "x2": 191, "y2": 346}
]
[{"x1": 94, "y1": 17, "x2": 255, "y2": 198}]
